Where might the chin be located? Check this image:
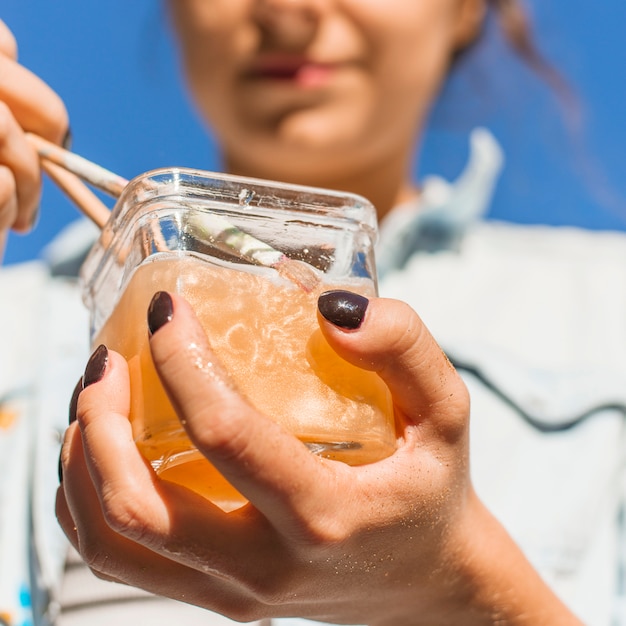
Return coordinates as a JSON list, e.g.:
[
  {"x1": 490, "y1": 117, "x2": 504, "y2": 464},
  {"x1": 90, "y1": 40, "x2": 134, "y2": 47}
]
[
  {"x1": 221, "y1": 106, "x2": 379, "y2": 183},
  {"x1": 233, "y1": 139, "x2": 358, "y2": 185}
]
